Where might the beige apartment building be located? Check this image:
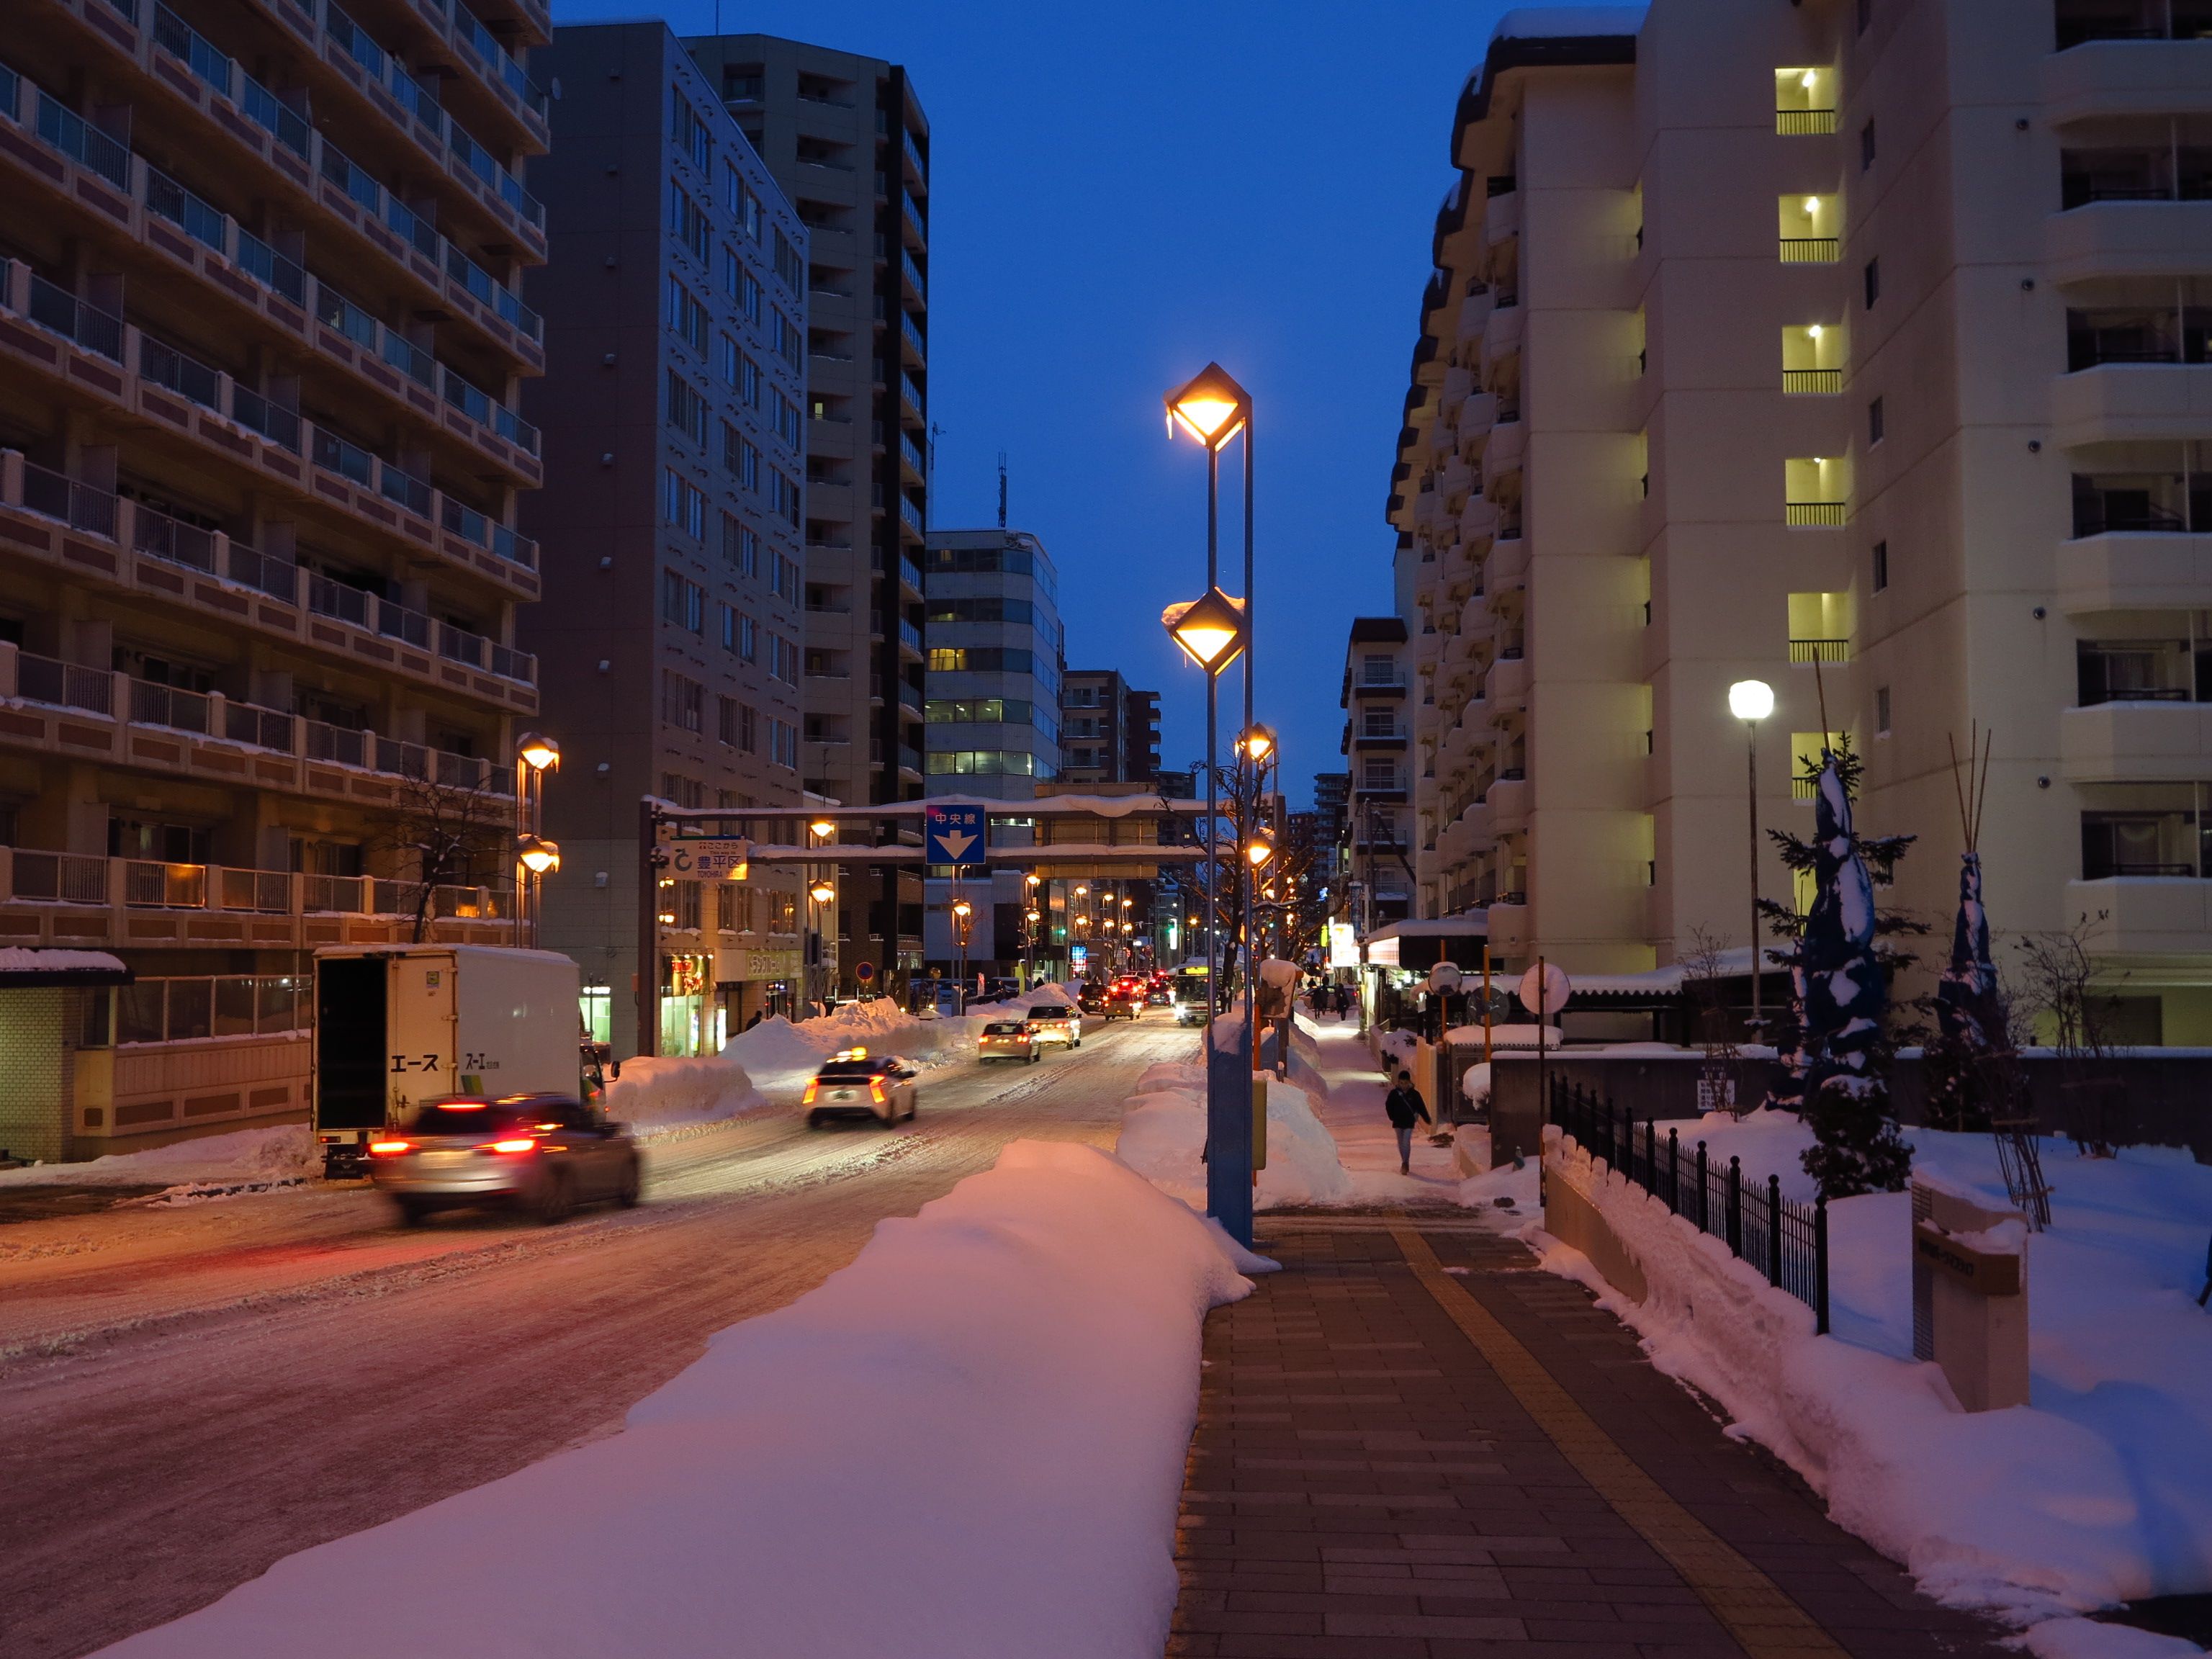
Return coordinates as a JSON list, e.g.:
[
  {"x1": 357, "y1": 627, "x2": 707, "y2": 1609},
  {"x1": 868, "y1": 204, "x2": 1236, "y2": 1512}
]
[
  {"x1": 684, "y1": 32, "x2": 932, "y2": 984},
  {"x1": 0, "y1": 0, "x2": 549, "y2": 1156},
  {"x1": 1390, "y1": 0, "x2": 2212, "y2": 1039}
]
